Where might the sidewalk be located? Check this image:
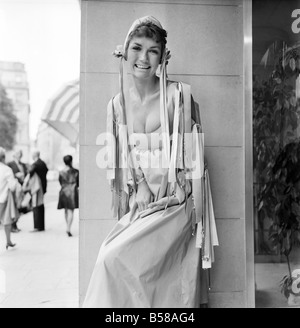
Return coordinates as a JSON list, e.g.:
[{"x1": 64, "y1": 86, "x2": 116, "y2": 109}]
[{"x1": 0, "y1": 181, "x2": 79, "y2": 308}]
